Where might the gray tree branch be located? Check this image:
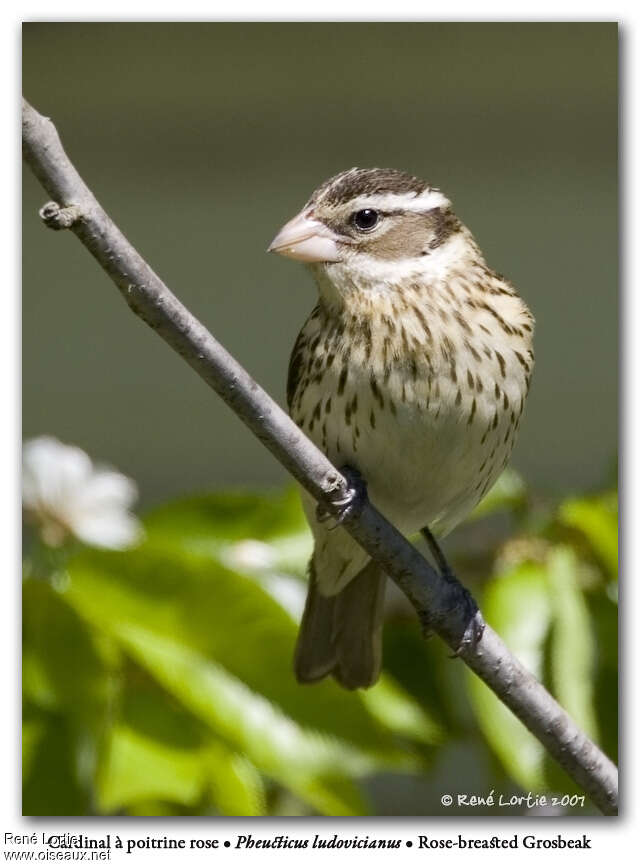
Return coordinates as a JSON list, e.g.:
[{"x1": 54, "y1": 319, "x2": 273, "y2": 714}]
[{"x1": 22, "y1": 97, "x2": 618, "y2": 815}]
